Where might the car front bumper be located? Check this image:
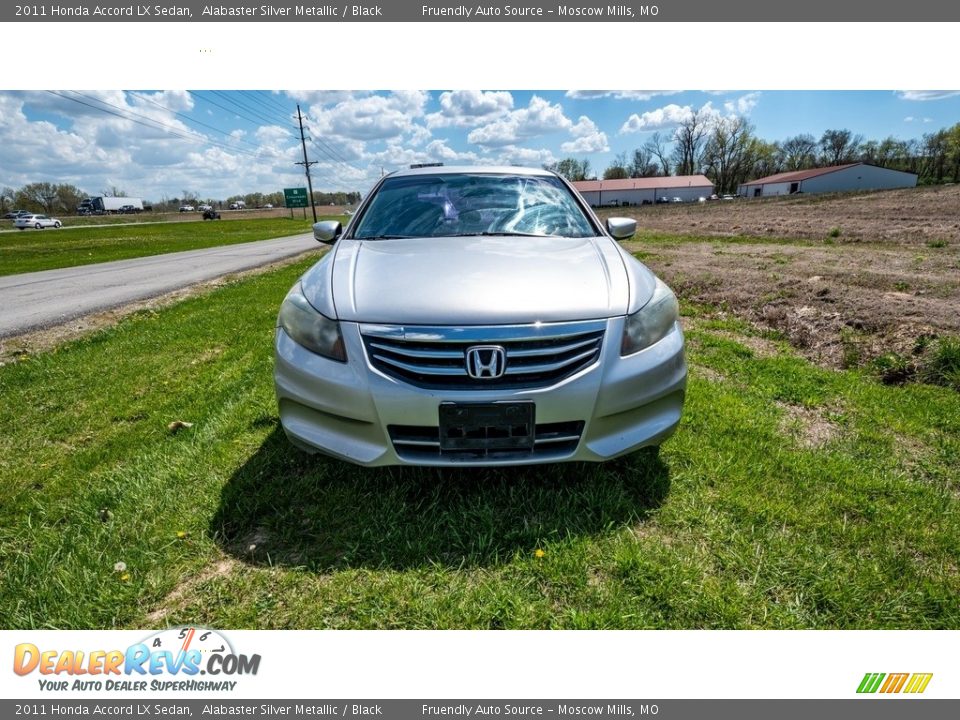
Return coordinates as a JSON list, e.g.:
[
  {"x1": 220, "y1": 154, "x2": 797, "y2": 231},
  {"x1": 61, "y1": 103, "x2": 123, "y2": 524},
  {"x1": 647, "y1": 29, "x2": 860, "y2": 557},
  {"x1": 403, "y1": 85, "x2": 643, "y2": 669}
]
[{"x1": 274, "y1": 317, "x2": 686, "y2": 467}]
